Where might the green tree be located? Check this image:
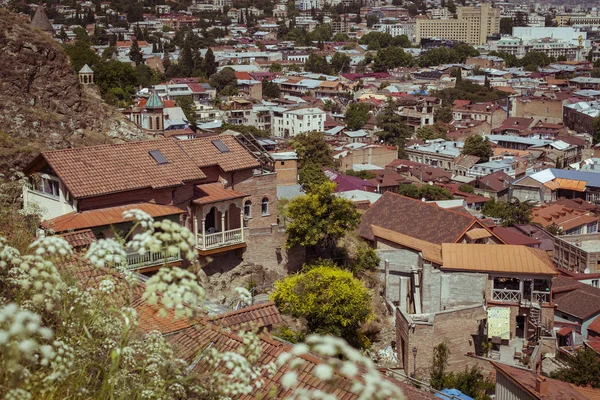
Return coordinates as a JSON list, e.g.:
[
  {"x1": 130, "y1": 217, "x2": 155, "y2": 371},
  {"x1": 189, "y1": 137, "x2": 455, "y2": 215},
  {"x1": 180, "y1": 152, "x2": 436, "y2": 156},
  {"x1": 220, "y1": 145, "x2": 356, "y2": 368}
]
[
  {"x1": 64, "y1": 31, "x2": 100, "y2": 72},
  {"x1": 209, "y1": 68, "x2": 237, "y2": 95},
  {"x1": 462, "y1": 135, "x2": 493, "y2": 161},
  {"x1": 271, "y1": 264, "x2": 372, "y2": 348},
  {"x1": 345, "y1": 103, "x2": 371, "y2": 130},
  {"x1": 203, "y1": 47, "x2": 217, "y2": 77},
  {"x1": 366, "y1": 14, "x2": 379, "y2": 28},
  {"x1": 129, "y1": 40, "x2": 144, "y2": 66},
  {"x1": 482, "y1": 198, "x2": 532, "y2": 227},
  {"x1": 447, "y1": 0, "x2": 456, "y2": 14},
  {"x1": 175, "y1": 96, "x2": 197, "y2": 128},
  {"x1": 398, "y1": 184, "x2": 452, "y2": 200},
  {"x1": 284, "y1": 181, "x2": 361, "y2": 249},
  {"x1": 330, "y1": 53, "x2": 351, "y2": 73},
  {"x1": 519, "y1": 51, "x2": 551, "y2": 71},
  {"x1": 298, "y1": 163, "x2": 328, "y2": 192},
  {"x1": 372, "y1": 47, "x2": 413, "y2": 72},
  {"x1": 305, "y1": 54, "x2": 331, "y2": 74},
  {"x1": 430, "y1": 342, "x2": 451, "y2": 388},
  {"x1": 416, "y1": 125, "x2": 446, "y2": 140},
  {"x1": 458, "y1": 184, "x2": 475, "y2": 194},
  {"x1": 292, "y1": 131, "x2": 335, "y2": 169},
  {"x1": 376, "y1": 100, "x2": 412, "y2": 153},
  {"x1": 551, "y1": 348, "x2": 600, "y2": 388},
  {"x1": 500, "y1": 17, "x2": 514, "y2": 35},
  {"x1": 435, "y1": 106, "x2": 453, "y2": 123},
  {"x1": 269, "y1": 62, "x2": 283, "y2": 72},
  {"x1": 262, "y1": 79, "x2": 281, "y2": 99},
  {"x1": 345, "y1": 170, "x2": 376, "y2": 180}
]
